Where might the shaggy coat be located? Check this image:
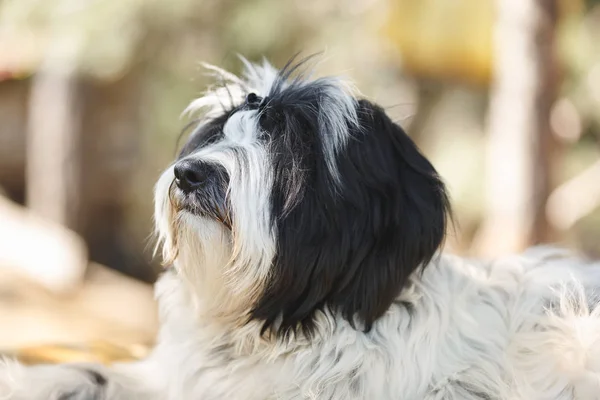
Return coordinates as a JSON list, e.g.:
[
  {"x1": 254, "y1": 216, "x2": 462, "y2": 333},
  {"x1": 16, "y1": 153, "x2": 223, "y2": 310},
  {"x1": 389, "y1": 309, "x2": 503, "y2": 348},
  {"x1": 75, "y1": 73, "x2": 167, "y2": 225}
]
[{"x1": 2, "y1": 58, "x2": 600, "y2": 400}]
